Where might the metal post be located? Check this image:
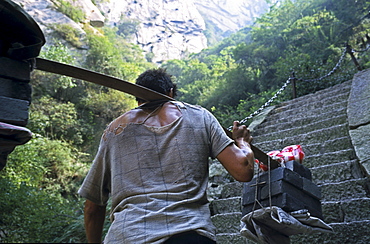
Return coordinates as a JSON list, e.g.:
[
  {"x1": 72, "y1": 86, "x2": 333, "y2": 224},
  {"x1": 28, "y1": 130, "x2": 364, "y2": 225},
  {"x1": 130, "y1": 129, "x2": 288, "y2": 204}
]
[
  {"x1": 346, "y1": 44, "x2": 363, "y2": 71},
  {"x1": 290, "y1": 72, "x2": 297, "y2": 99}
]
